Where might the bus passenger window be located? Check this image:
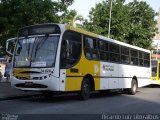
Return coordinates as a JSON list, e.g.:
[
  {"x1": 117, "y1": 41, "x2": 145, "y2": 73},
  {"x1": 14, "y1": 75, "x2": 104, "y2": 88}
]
[
  {"x1": 98, "y1": 40, "x2": 109, "y2": 61},
  {"x1": 131, "y1": 58, "x2": 138, "y2": 65},
  {"x1": 121, "y1": 47, "x2": 129, "y2": 64},
  {"x1": 144, "y1": 53, "x2": 150, "y2": 67},
  {"x1": 121, "y1": 55, "x2": 129, "y2": 64},
  {"x1": 85, "y1": 48, "x2": 92, "y2": 59},
  {"x1": 144, "y1": 60, "x2": 150, "y2": 67},
  {"x1": 138, "y1": 52, "x2": 144, "y2": 66},
  {"x1": 60, "y1": 31, "x2": 81, "y2": 68},
  {"x1": 110, "y1": 43, "x2": 119, "y2": 53},
  {"x1": 139, "y1": 59, "x2": 144, "y2": 66},
  {"x1": 130, "y1": 49, "x2": 138, "y2": 65},
  {"x1": 109, "y1": 43, "x2": 120, "y2": 63},
  {"x1": 84, "y1": 36, "x2": 99, "y2": 60},
  {"x1": 110, "y1": 53, "x2": 120, "y2": 62}
]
